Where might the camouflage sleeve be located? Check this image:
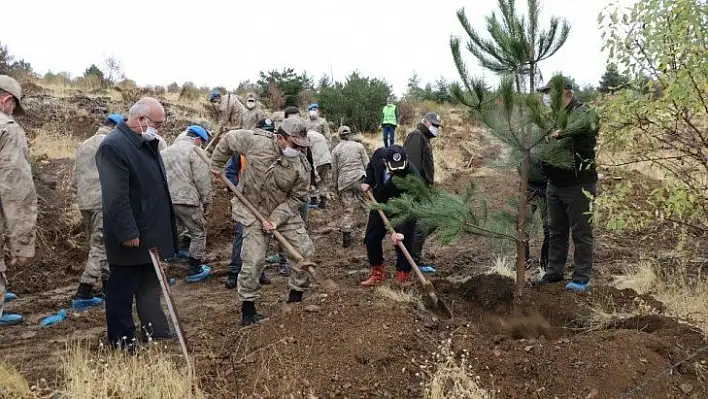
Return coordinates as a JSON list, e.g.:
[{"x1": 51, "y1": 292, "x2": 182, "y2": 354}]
[
  {"x1": 70, "y1": 149, "x2": 79, "y2": 198},
  {"x1": 157, "y1": 136, "x2": 167, "y2": 151},
  {"x1": 0, "y1": 123, "x2": 37, "y2": 257},
  {"x1": 331, "y1": 148, "x2": 339, "y2": 191},
  {"x1": 322, "y1": 120, "x2": 332, "y2": 145},
  {"x1": 359, "y1": 144, "x2": 370, "y2": 173},
  {"x1": 191, "y1": 146, "x2": 213, "y2": 205},
  {"x1": 268, "y1": 158, "x2": 310, "y2": 227},
  {"x1": 210, "y1": 129, "x2": 254, "y2": 171}
]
